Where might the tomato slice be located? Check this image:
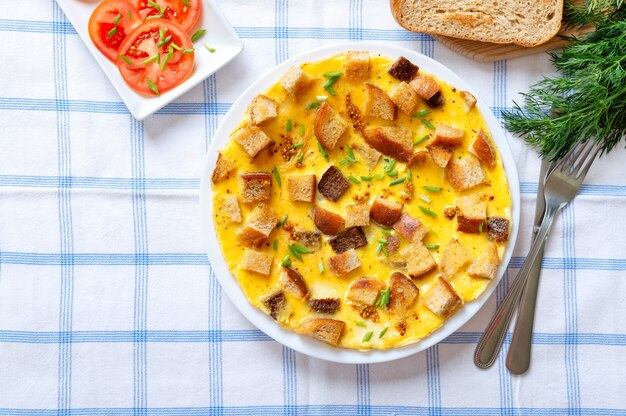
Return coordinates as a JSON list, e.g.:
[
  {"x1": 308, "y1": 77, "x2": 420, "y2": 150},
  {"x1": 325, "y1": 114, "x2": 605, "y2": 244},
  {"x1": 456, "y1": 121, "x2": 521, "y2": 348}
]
[
  {"x1": 116, "y1": 19, "x2": 195, "y2": 96},
  {"x1": 131, "y1": 0, "x2": 201, "y2": 32},
  {"x1": 88, "y1": 0, "x2": 142, "y2": 62}
]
